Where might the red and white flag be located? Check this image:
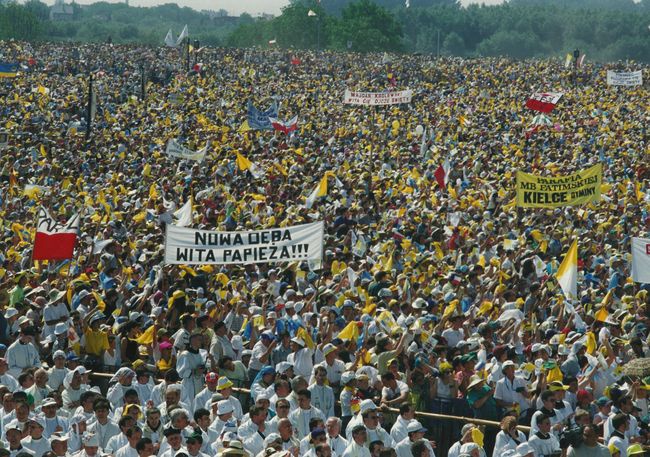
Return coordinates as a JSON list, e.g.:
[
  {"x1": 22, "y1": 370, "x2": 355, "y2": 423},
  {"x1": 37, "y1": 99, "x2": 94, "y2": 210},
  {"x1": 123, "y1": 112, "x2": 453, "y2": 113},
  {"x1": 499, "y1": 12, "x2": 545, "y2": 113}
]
[
  {"x1": 32, "y1": 207, "x2": 80, "y2": 261},
  {"x1": 525, "y1": 92, "x2": 563, "y2": 113},
  {"x1": 434, "y1": 159, "x2": 451, "y2": 189},
  {"x1": 269, "y1": 116, "x2": 298, "y2": 134}
]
